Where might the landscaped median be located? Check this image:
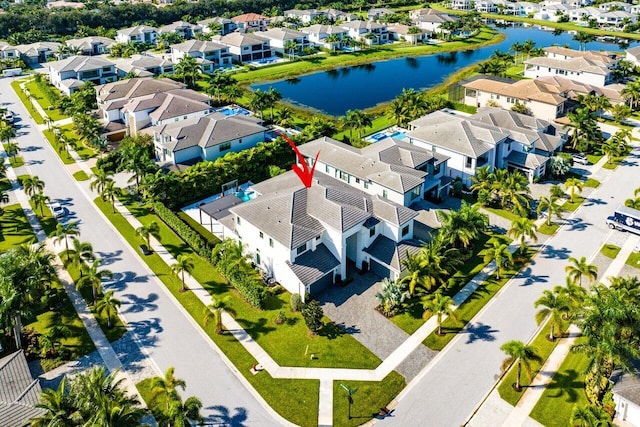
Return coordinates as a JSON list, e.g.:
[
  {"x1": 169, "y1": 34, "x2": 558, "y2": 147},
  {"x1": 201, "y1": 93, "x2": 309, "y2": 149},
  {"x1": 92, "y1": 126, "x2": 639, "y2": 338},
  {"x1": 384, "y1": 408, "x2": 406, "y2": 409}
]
[{"x1": 94, "y1": 196, "x2": 405, "y2": 426}]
